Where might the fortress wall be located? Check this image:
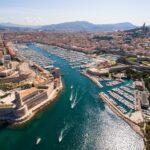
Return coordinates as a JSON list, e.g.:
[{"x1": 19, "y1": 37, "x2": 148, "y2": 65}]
[{"x1": 25, "y1": 91, "x2": 48, "y2": 110}]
